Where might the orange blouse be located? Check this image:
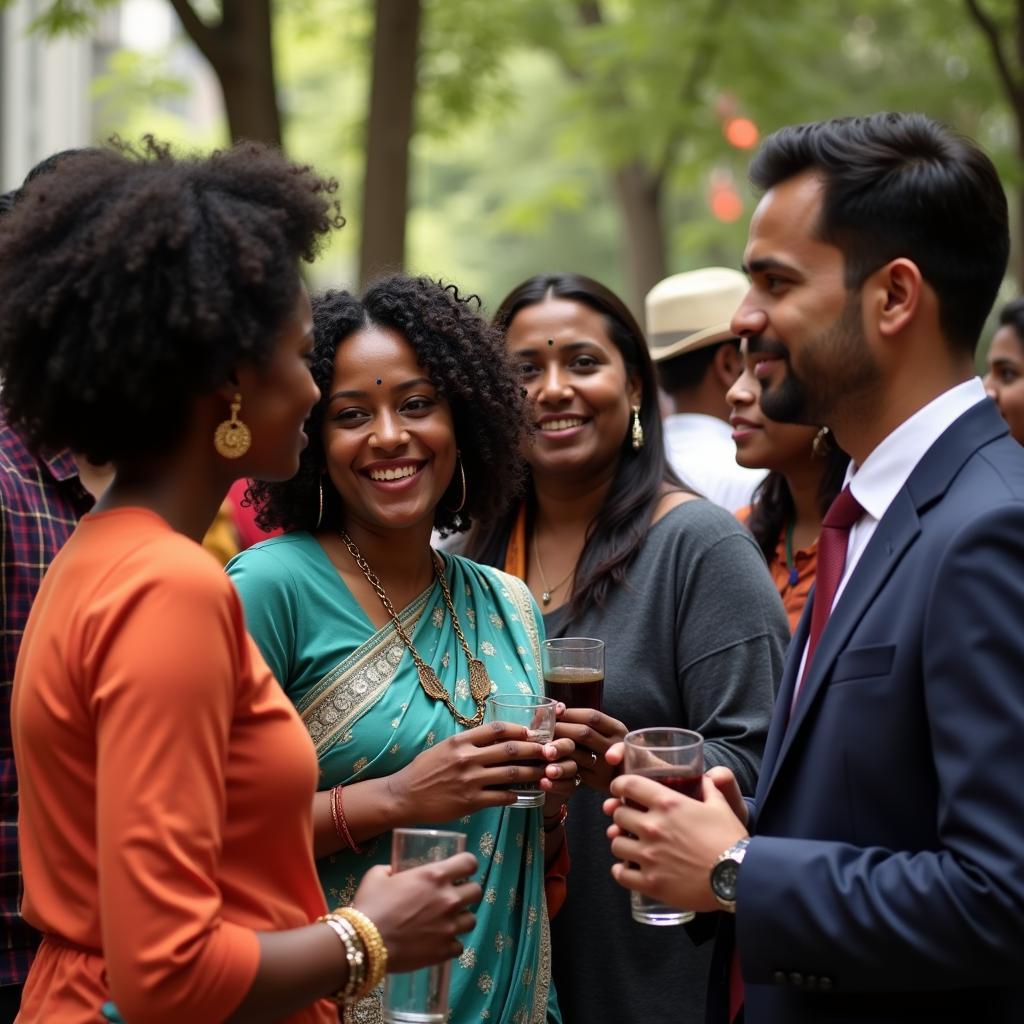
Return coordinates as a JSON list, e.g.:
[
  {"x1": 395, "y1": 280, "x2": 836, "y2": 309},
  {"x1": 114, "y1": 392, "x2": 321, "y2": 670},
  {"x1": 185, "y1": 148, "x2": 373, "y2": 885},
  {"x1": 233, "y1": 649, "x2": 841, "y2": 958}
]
[
  {"x1": 736, "y1": 505, "x2": 818, "y2": 633},
  {"x1": 12, "y1": 509, "x2": 333, "y2": 1024}
]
